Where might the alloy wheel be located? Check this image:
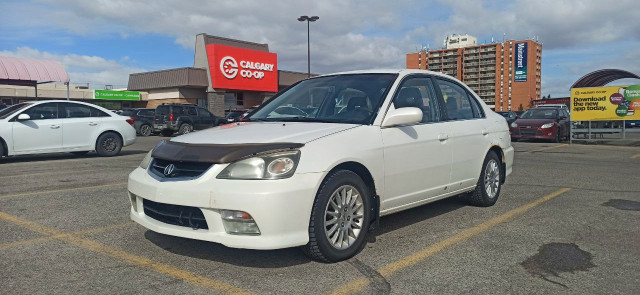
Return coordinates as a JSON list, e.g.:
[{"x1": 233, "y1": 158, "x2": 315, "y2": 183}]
[
  {"x1": 324, "y1": 185, "x2": 364, "y2": 250},
  {"x1": 102, "y1": 137, "x2": 117, "y2": 153},
  {"x1": 484, "y1": 159, "x2": 500, "y2": 198}
]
